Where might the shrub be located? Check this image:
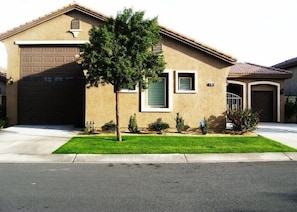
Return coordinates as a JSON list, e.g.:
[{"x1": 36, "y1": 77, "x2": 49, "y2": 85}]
[
  {"x1": 175, "y1": 113, "x2": 184, "y2": 133},
  {"x1": 226, "y1": 109, "x2": 260, "y2": 133},
  {"x1": 149, "y1": 118, "x2": 169, "y2": 133},
  {"x1": 128, "y1": 114, "x2": 139, "y2": 133},
  {"x1": 0, "y1": 118, "x2": 7, "y2": 129},
  {"x1": 84, "y1": 121, "x2": 95, "y2": 134},
  {"x1": 102, "y1": 121, "x2": 116, "y2": 132}
]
